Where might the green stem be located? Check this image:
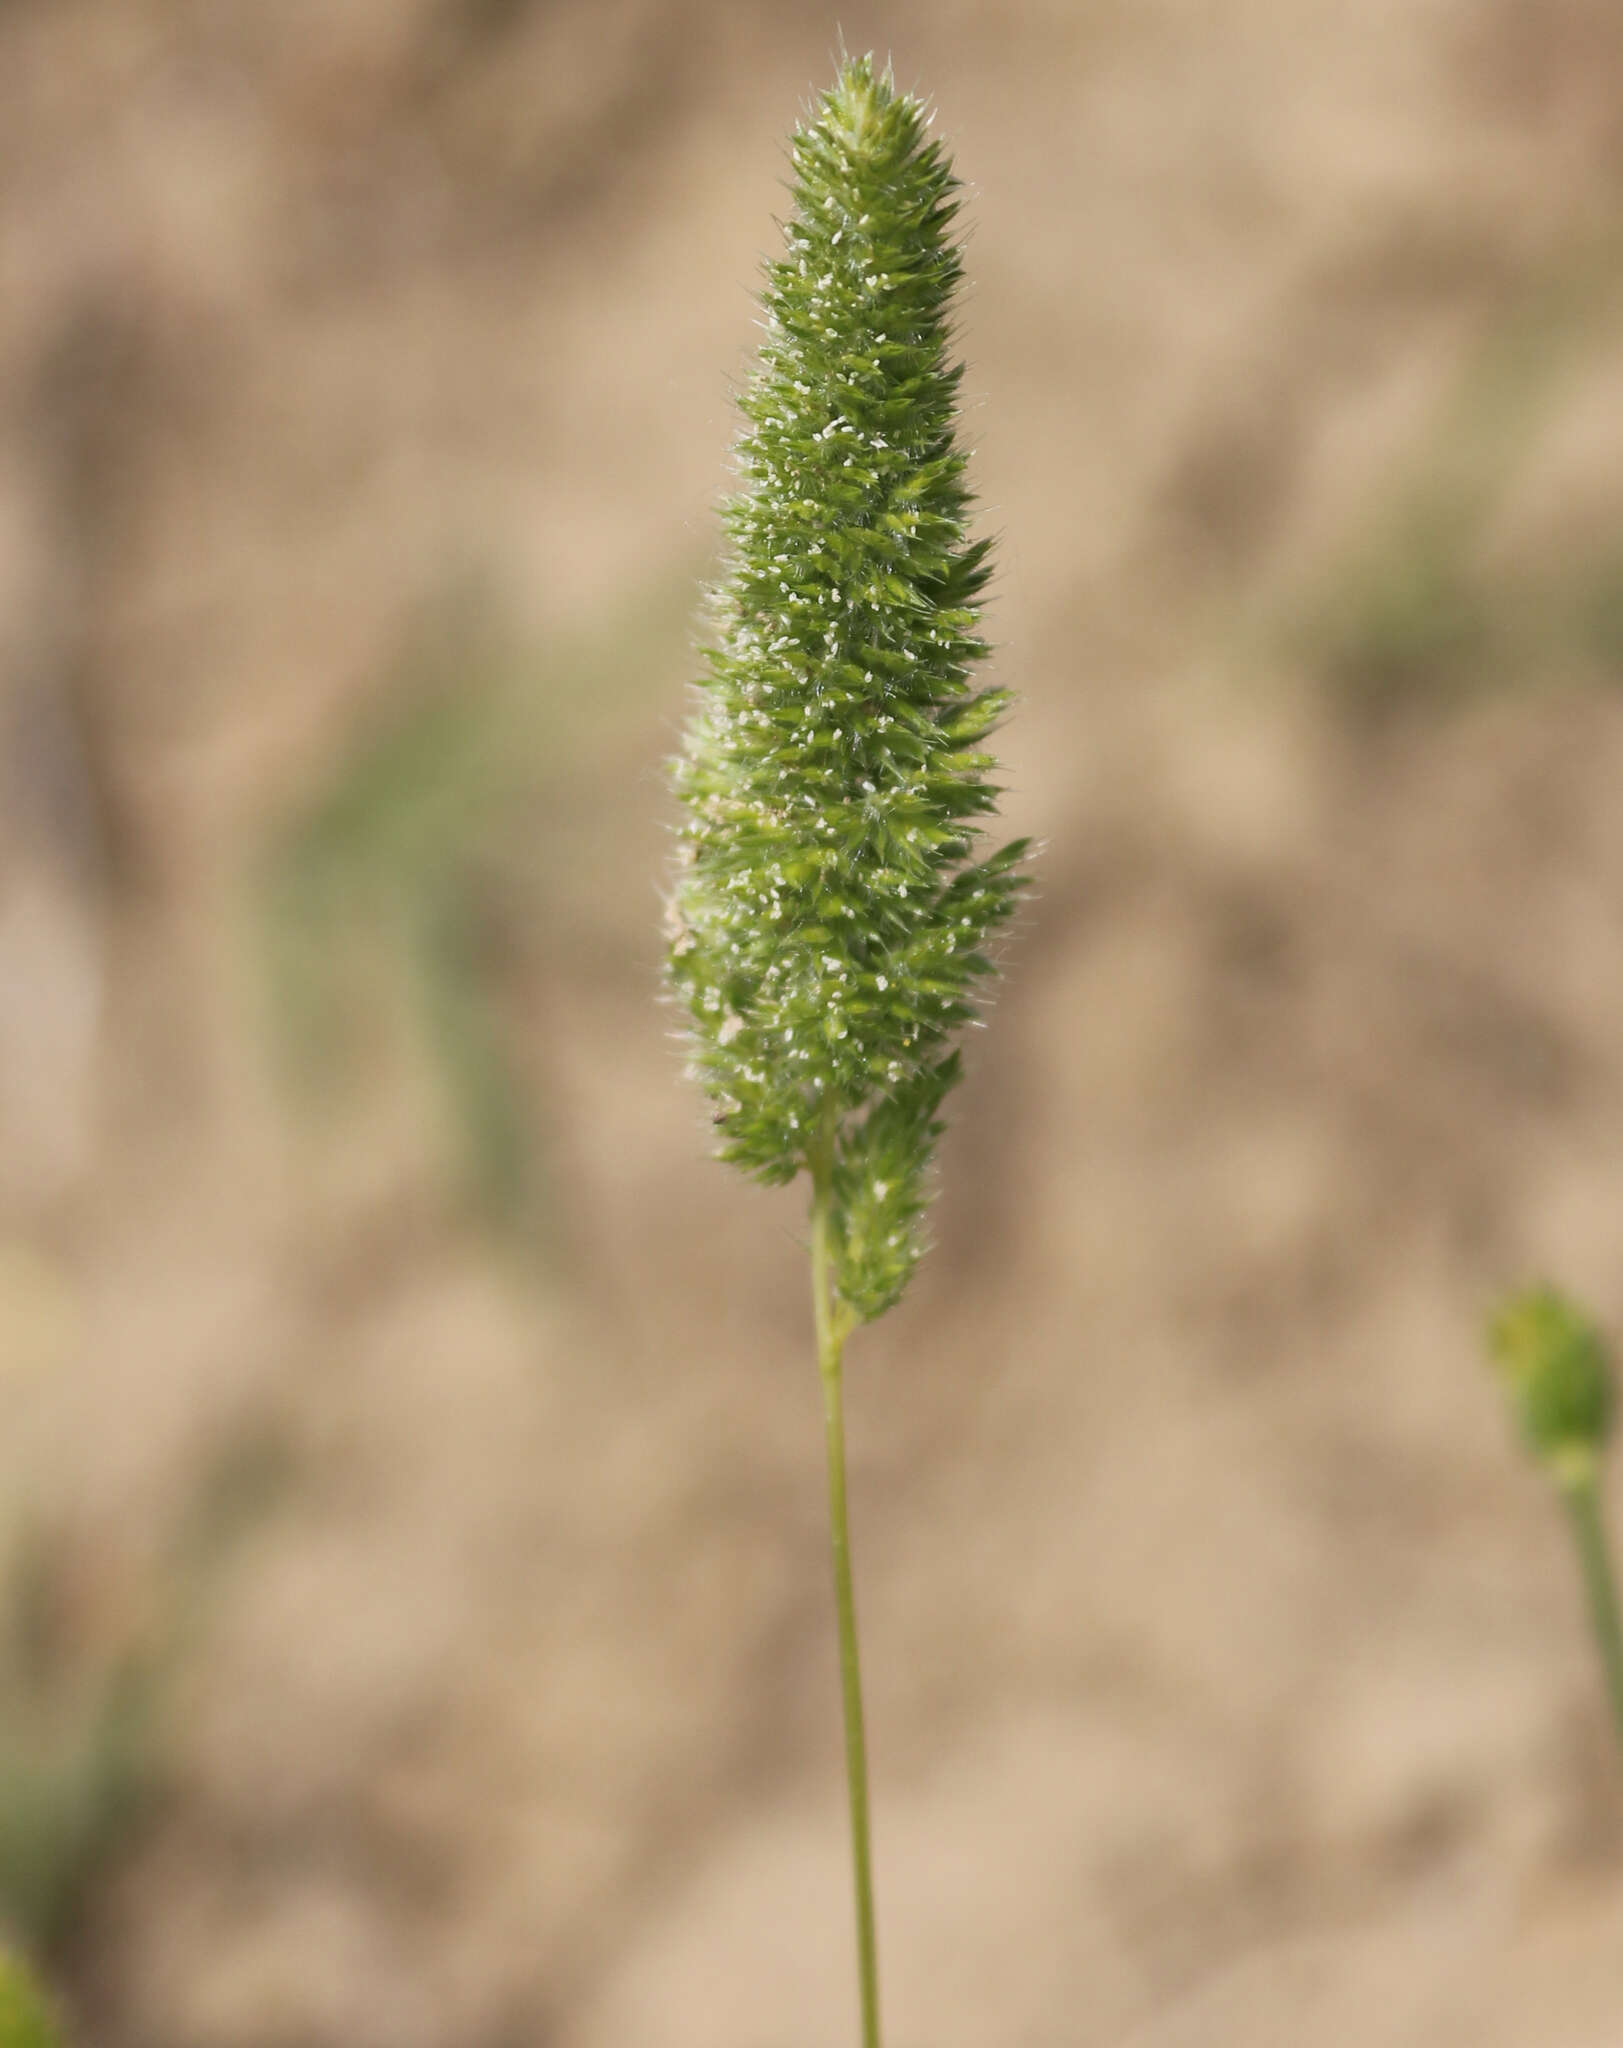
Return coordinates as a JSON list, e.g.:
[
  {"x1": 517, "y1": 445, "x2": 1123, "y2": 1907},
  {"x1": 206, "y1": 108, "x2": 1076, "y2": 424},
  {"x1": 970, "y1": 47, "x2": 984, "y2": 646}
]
[
  {"x1": 809, "y1": 1107, "x2": 882, "y2": 2048},
  {"x1": 1560, "y1": 1467, "x2": 1623, "y2": 1753}
]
